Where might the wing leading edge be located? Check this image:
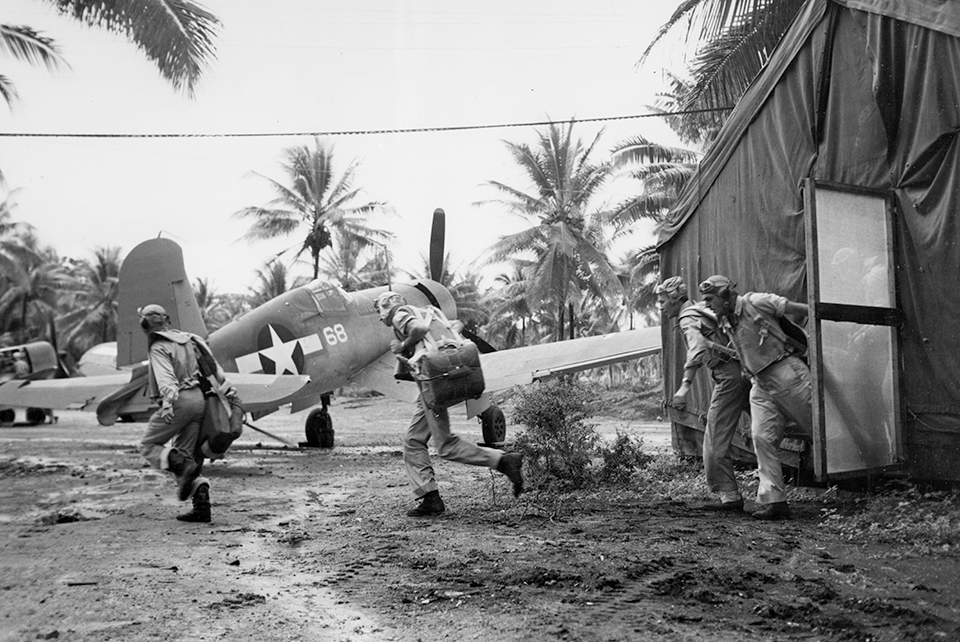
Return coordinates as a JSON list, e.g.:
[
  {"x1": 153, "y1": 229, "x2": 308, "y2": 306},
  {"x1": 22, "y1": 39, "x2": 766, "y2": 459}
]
[
  {"x1": 478, "y1": 326, "x2": 662, "y2": 392},
  {"x1": 0, "y1": 371, "x2": 311, "y2": 424}
]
